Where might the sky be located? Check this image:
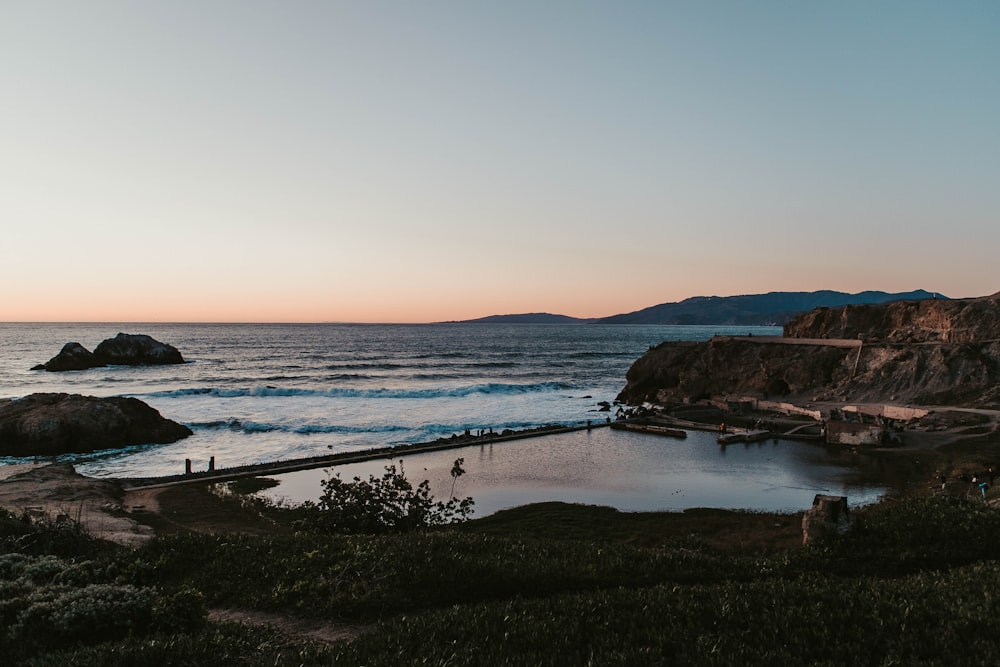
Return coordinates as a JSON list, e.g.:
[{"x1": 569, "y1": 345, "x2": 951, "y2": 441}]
[{"x1": 2, "y1": 1, "x2": 998, "y2": 323}]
